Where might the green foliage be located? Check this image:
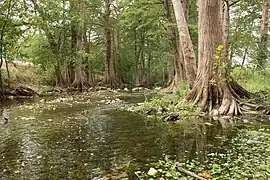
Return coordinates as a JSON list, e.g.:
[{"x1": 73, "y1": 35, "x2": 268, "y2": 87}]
[
  {"x1": 136, "y1": 156, "x2": 183, "y2": 179},
  {"x1": 131, "y1": 85, "x2": 200, "y2": 118},
  {"x1": 231, "y1": 67, "x2": 270, "y2": 93},
  {"x1": 175, "y1": 83, "x2": 189, "y2": 97},
  {"x1": 20, "y1": 36, "x2": 57, "y2": 69},
  {"x1": 229, "y1": 0, "x2": 263, "y2": 67},
  {"x1": 138, "y1": 127, "x2": 270, "y2": 179}
]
